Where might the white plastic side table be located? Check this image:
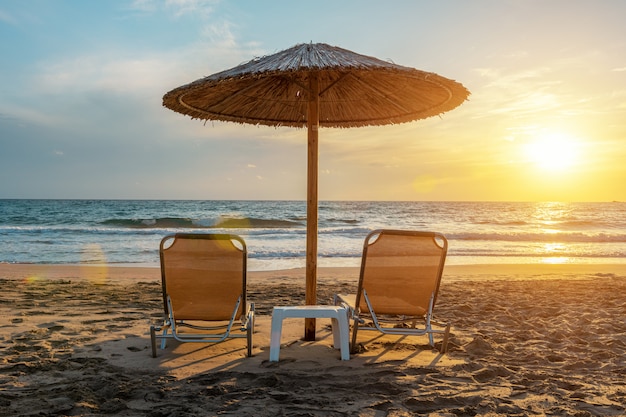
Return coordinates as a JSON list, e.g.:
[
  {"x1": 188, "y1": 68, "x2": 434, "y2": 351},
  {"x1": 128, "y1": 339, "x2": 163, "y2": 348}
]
[{"x1": 269, "y1": 305, "x2": 350, "y2": 362}]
